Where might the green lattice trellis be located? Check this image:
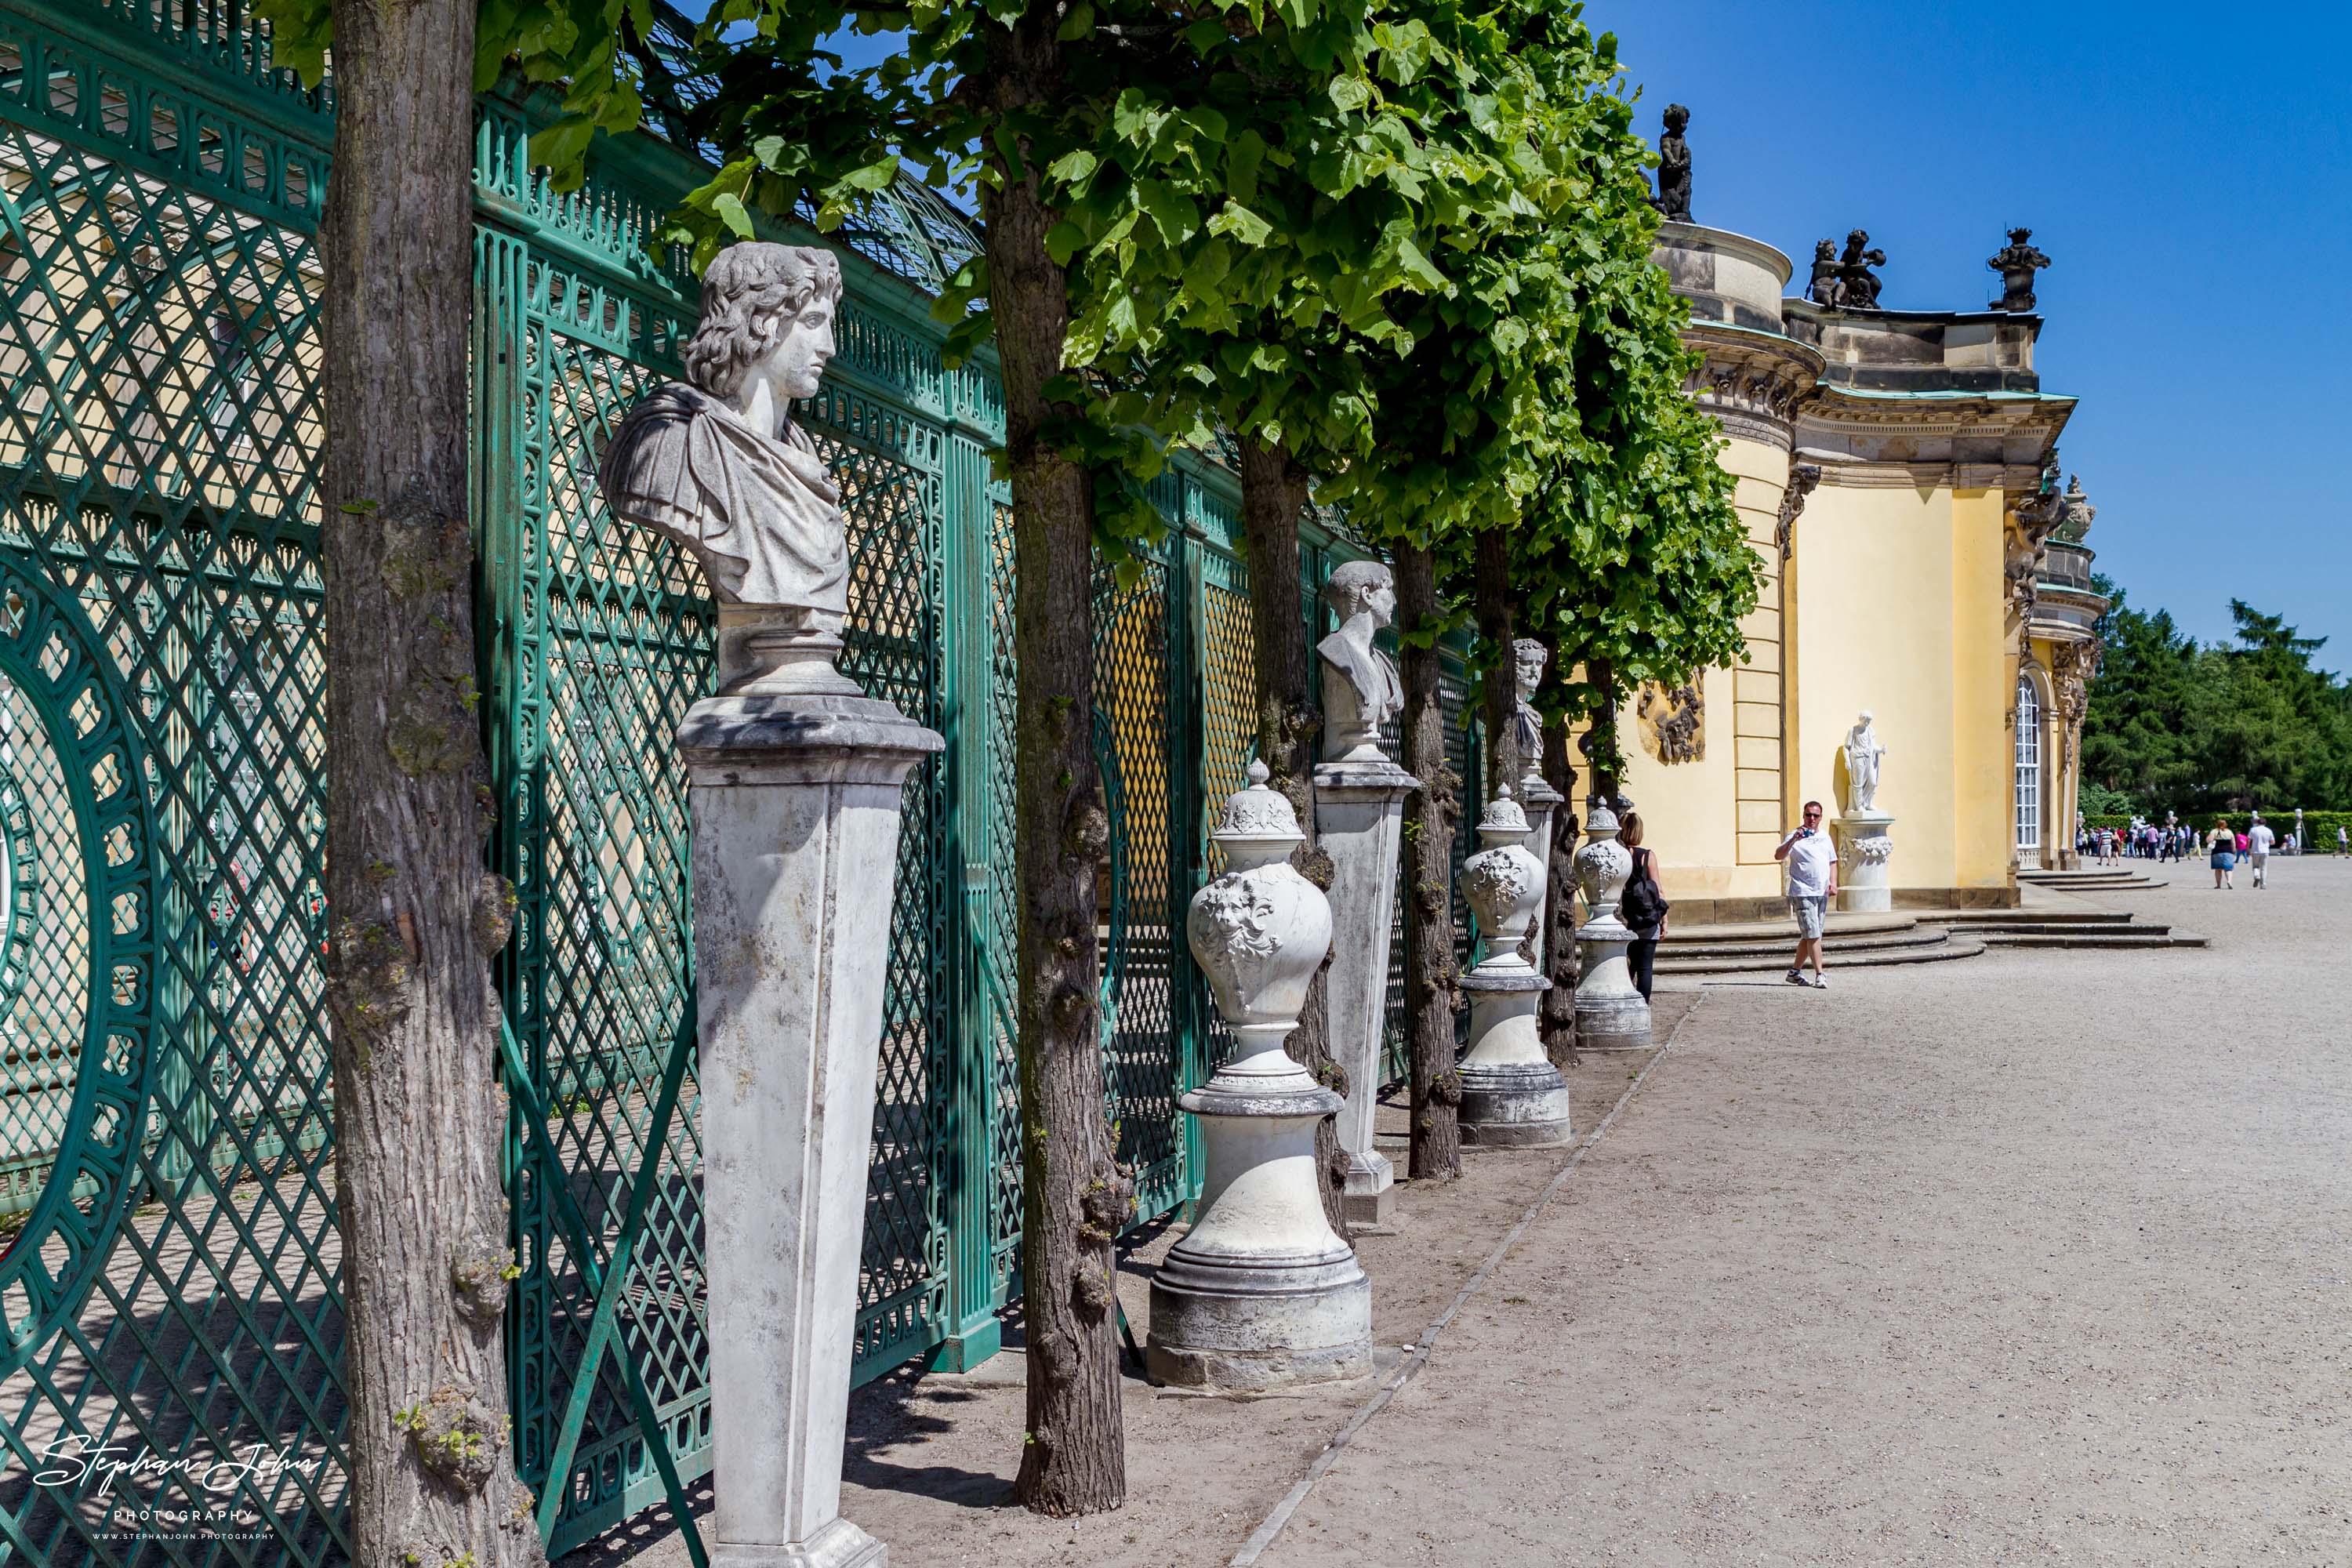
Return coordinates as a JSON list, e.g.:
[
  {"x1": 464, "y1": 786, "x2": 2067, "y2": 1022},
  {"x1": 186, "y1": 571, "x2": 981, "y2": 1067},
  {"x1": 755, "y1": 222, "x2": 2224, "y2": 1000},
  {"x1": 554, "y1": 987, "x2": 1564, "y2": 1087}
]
[{"x1": 0, "y1": 4, "x2": 1484, "y2": 1561}]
